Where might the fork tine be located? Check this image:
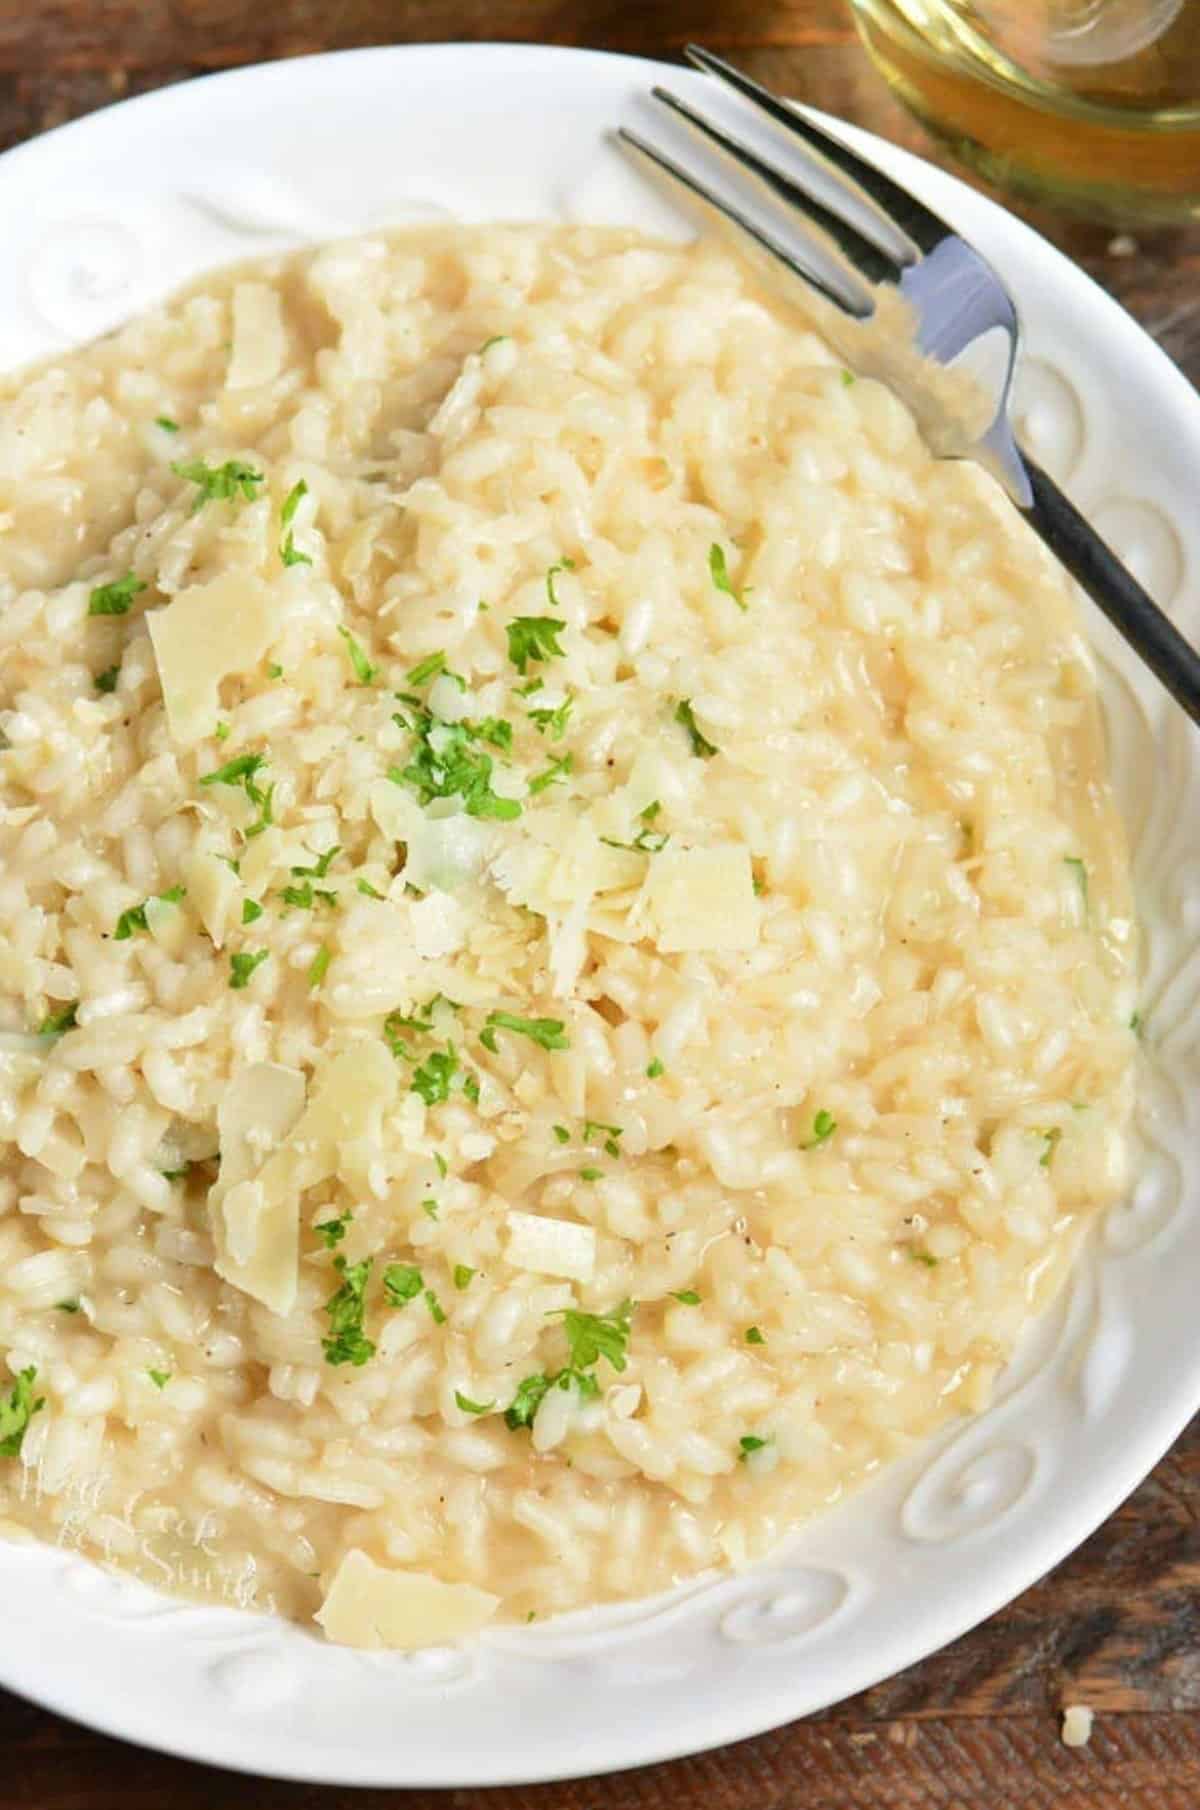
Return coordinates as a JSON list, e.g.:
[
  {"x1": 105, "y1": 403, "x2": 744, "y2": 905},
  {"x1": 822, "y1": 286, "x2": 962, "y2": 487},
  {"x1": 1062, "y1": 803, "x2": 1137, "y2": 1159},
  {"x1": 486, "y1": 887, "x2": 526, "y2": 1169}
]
[
  {"x1": 617, "y1": 127, "x2": 874, "y2": 320},
  {"x1": 684, "y1": 44, "x2": 948, "y2": 258},
  {"x1": 650, "y1": 85, "x2": 902, "y2": 290}
]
